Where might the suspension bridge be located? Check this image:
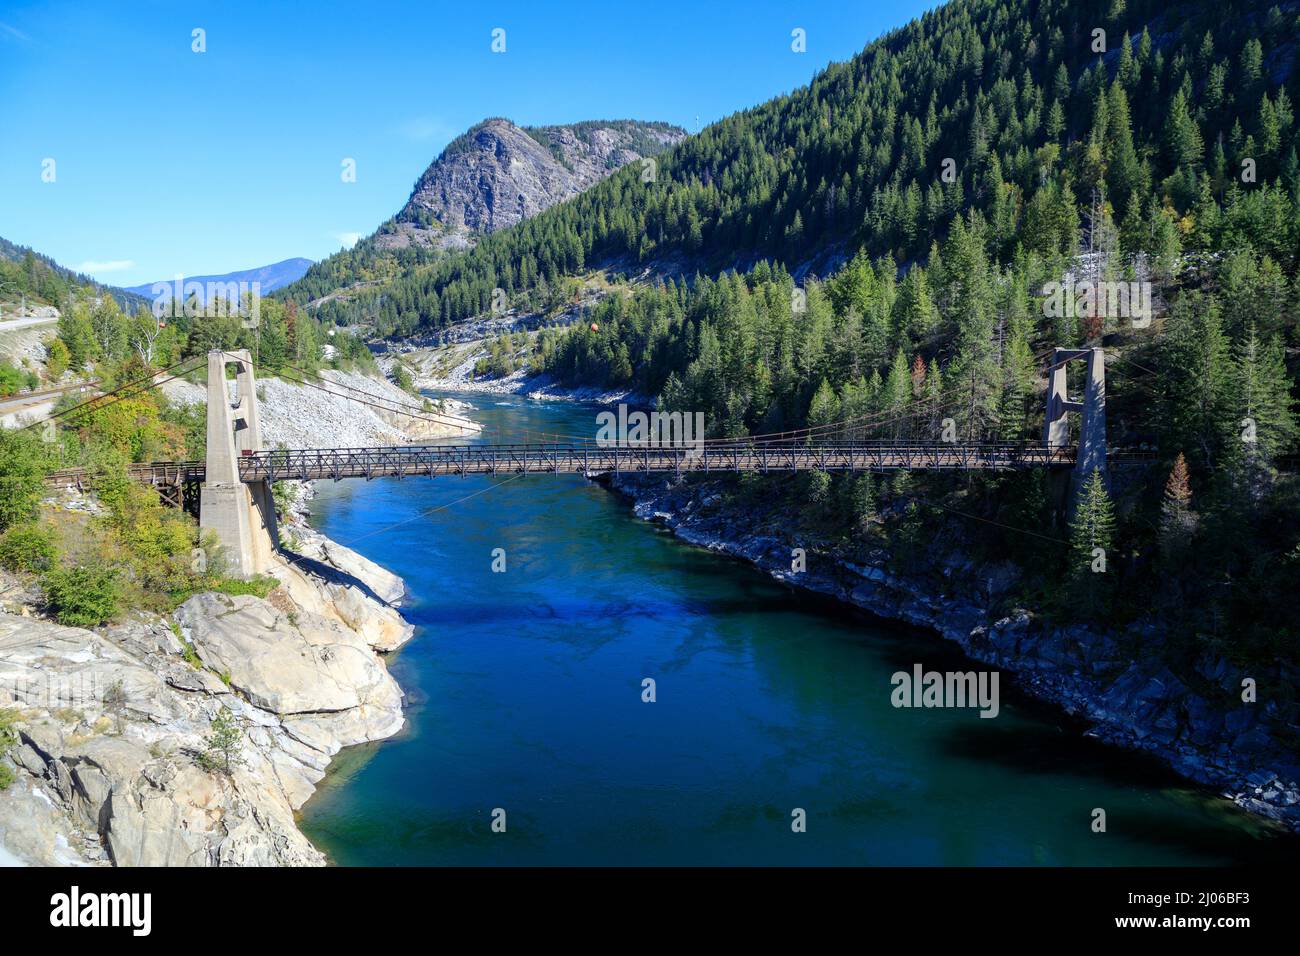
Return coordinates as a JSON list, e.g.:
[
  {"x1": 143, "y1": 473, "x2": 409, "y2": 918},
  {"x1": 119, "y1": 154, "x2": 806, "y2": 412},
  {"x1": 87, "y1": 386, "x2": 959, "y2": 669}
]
[{"x1": 35, "y1": 347, "x2": 1141, "y2": 577}]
